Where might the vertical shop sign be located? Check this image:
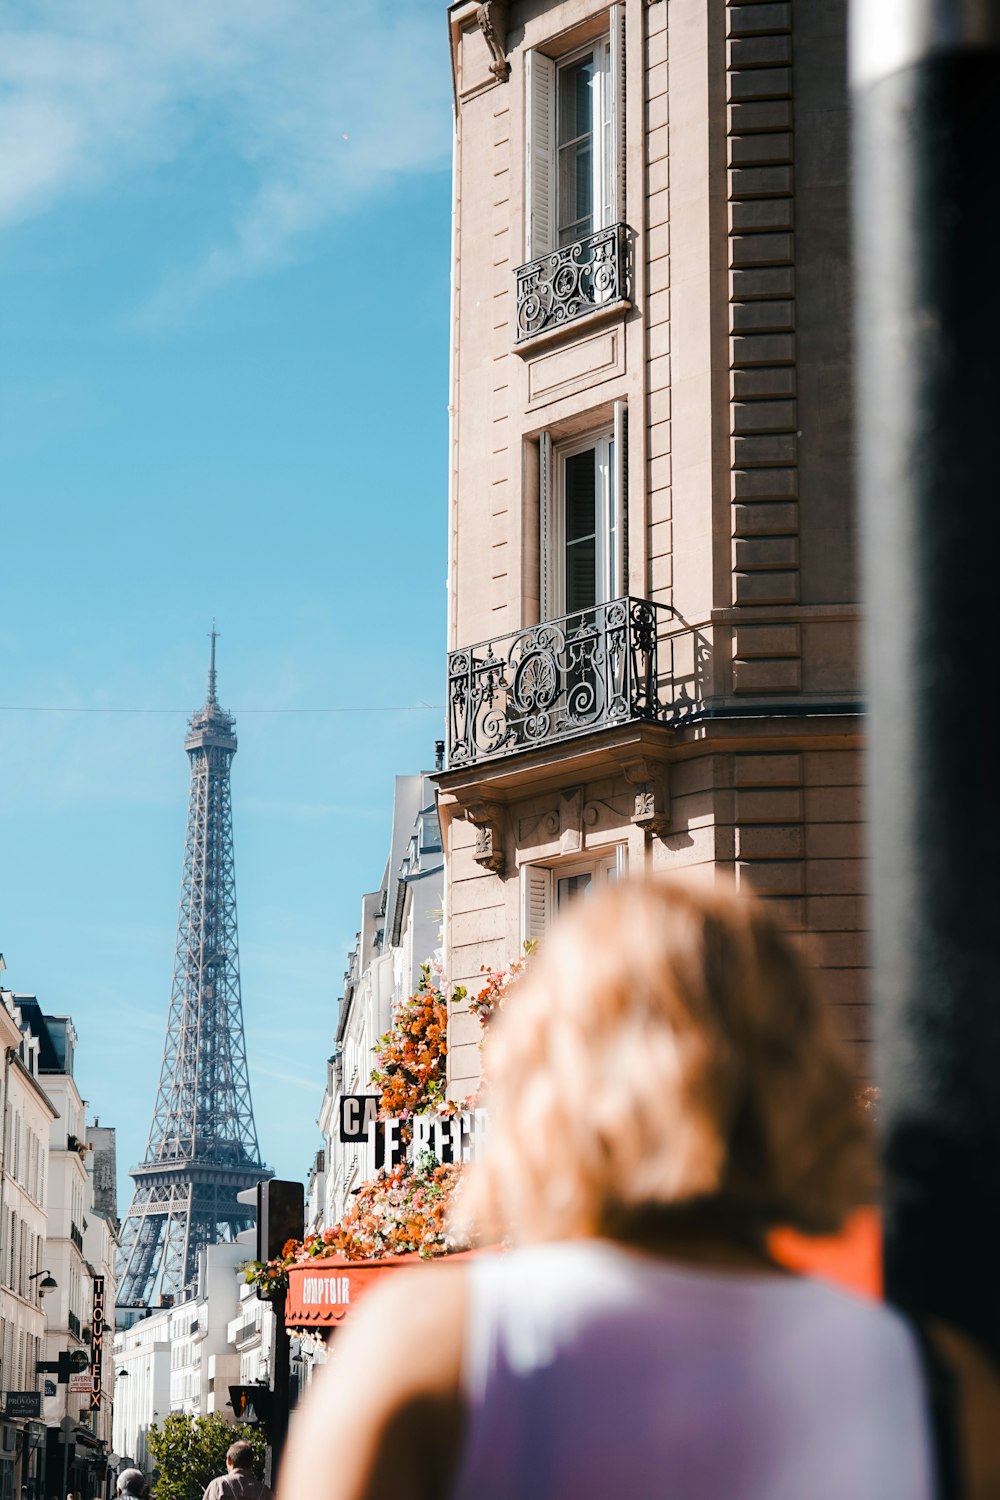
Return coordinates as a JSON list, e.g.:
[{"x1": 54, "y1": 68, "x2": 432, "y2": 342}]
[{"x1": 90, "y1": 1276, "x2": 105, "y2": 1410}]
